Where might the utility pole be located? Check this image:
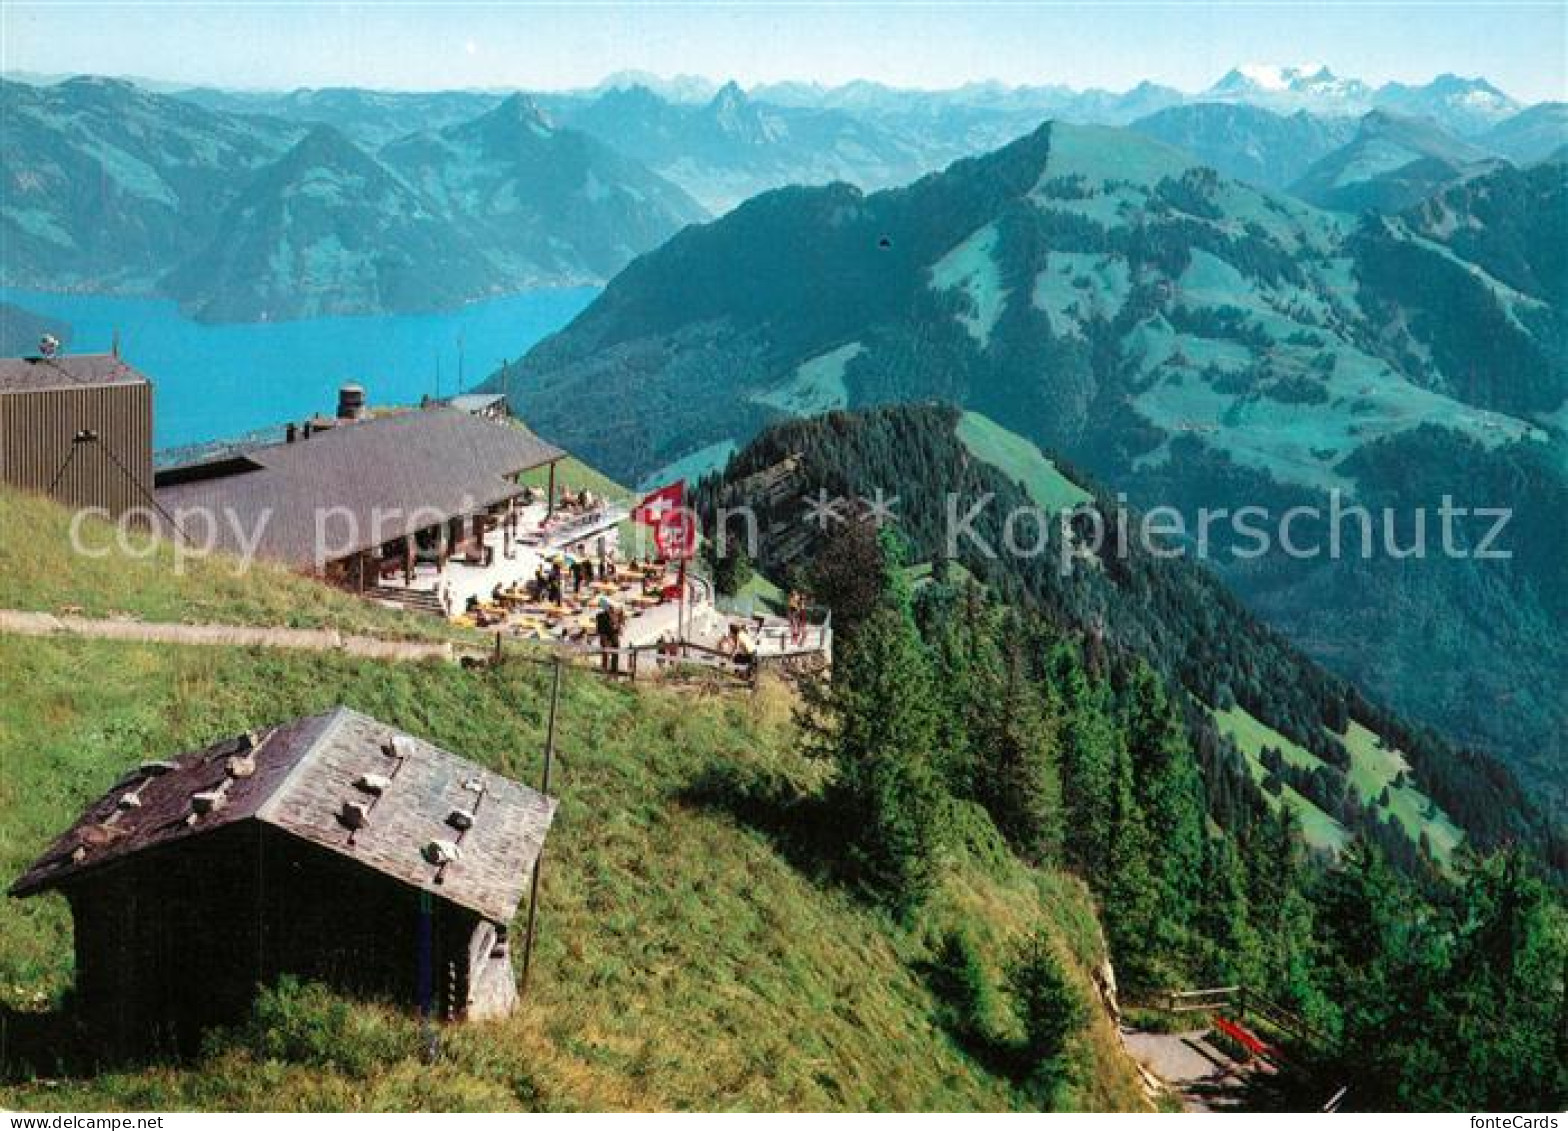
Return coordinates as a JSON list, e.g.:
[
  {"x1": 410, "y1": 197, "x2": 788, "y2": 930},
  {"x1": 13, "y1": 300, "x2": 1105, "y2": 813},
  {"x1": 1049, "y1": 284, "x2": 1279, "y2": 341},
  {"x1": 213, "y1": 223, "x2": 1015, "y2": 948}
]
[{"x1": 519, "y1": 654, "x2": 563, "y2": 998}]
